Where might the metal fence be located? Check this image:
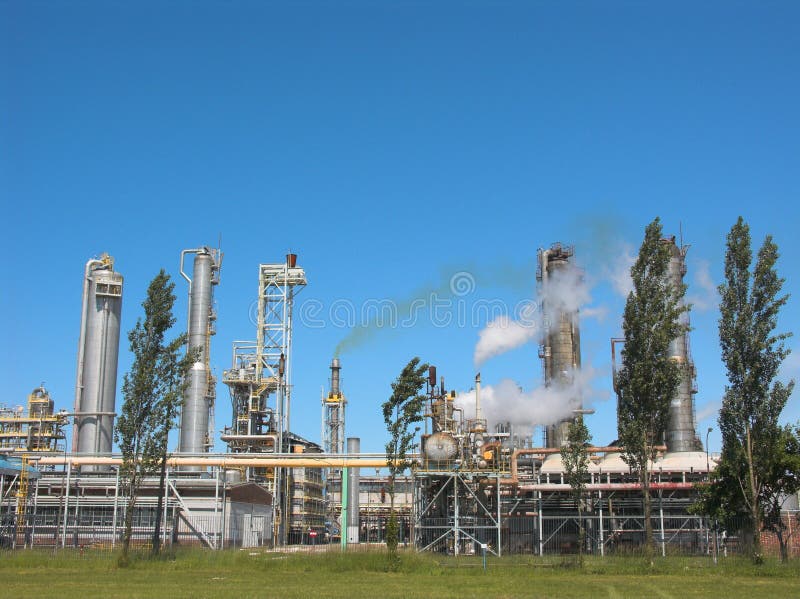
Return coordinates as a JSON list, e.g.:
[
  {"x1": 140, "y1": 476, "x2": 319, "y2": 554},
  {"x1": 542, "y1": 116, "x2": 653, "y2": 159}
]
[
  {"x1": 3, "y1": 506, "x2": 797, "y2": 559},
  {"x1": 1, "y1": 508, "x2": 273, "y2": 551}
]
